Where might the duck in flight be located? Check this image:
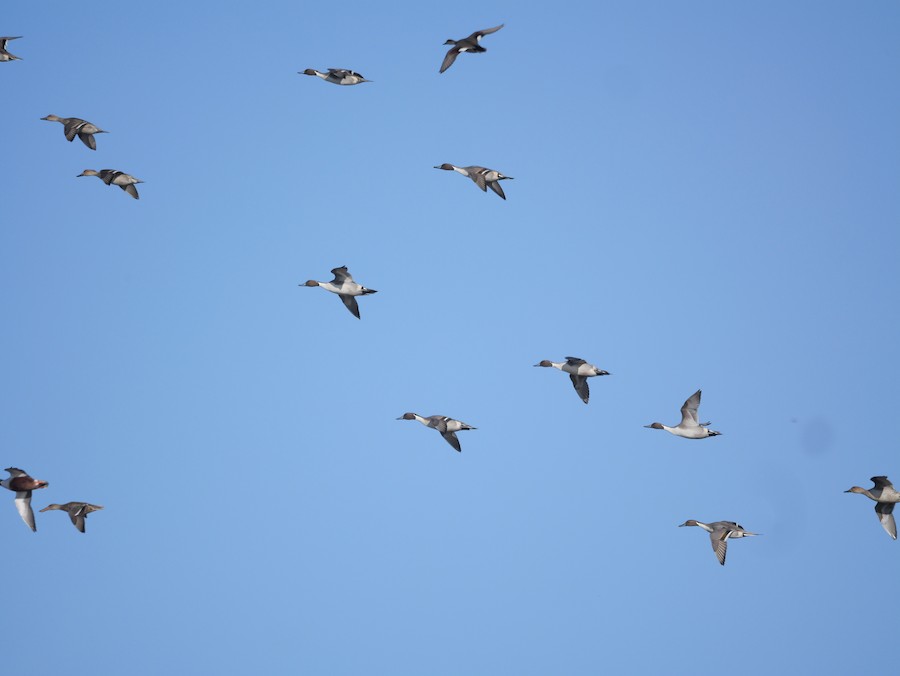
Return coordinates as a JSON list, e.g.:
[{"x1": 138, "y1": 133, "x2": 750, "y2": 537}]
[
  {"x1": 1, "y1": 467, "x2": 49, "y2": 532},
  {"x1": 845, "y1": 476, "x2": 900, "y2": 540},
  {"x1": 439, "y1": 24, "x2": 504, "y2": 73},
  {"x1": 300, "y1": 68, "x2": 371, "y2": 85},
  {"x1": 302, "y1": 266, "x2": 377, "y2": 319},
  {"x1": 433, "y1": 164, "x2": 513, "y2": 200},
  {"x1": 41, "y1": 115, "x2": 108, "y2": 150},
  {"x1": 679, "y1": 520, "x2": 758, "y2": 565},
  {"x1": 396, "y1": 413, "x2": 476, "y2": 453},
  {"x1": 533, "y1": 357, "x2": 610, "y2": 404},
  {"x1": 644, "y1": 389, "x2": 721, "y2": 438},
  {"x1": 77, "y1": 169, "x2": 143, "y2": 199},
  {"x1": 40, "y1": 502, "x2": 104, "y2": 533}
]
